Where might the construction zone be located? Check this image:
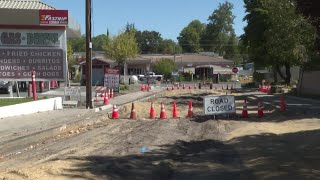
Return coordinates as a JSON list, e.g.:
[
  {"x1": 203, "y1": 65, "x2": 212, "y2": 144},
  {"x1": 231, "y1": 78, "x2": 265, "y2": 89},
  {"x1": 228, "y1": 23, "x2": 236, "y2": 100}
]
[{"x1": 0, "y1": 84, "x2": 320, "y2": 180}]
